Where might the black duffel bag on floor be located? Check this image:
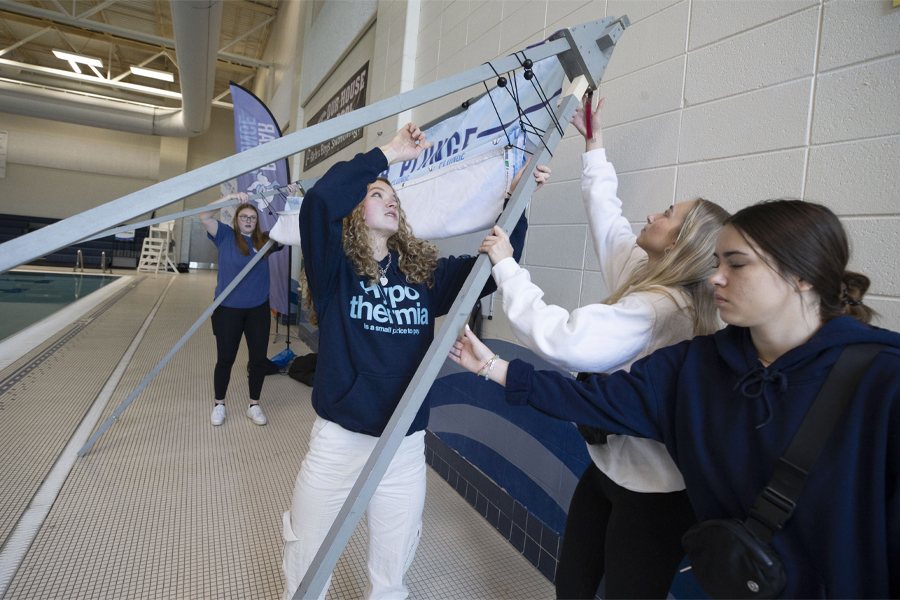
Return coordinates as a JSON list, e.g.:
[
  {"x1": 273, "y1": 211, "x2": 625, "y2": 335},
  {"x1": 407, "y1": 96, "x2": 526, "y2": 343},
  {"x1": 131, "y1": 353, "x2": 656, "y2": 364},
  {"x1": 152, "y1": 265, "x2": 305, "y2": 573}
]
[{"x1": 288, "y1": 352, "x2": 318, "y2": 387}]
